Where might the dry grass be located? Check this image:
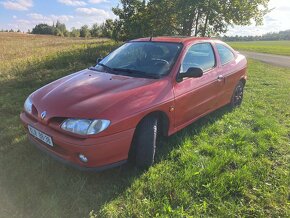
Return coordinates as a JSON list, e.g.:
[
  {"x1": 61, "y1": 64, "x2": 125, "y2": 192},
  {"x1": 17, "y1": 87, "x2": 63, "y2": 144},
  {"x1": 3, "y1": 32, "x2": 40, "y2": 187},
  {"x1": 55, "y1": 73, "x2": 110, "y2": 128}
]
[
  {"x1": 0, "y1": 32, "x2": 108, "y2": 75},
  {"x1": 0, "y1": 33, "x2": 289, "y2": 218}
]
